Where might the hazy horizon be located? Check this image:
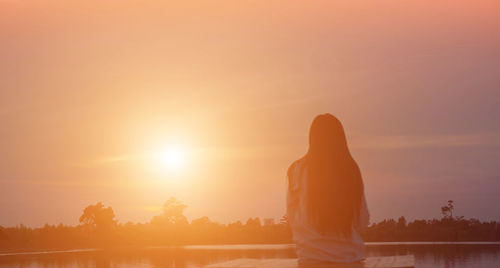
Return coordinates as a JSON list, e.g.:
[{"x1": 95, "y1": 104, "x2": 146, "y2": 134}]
[{"x1": 1, "y1": 0, "x2": 499, "y2": 227}]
